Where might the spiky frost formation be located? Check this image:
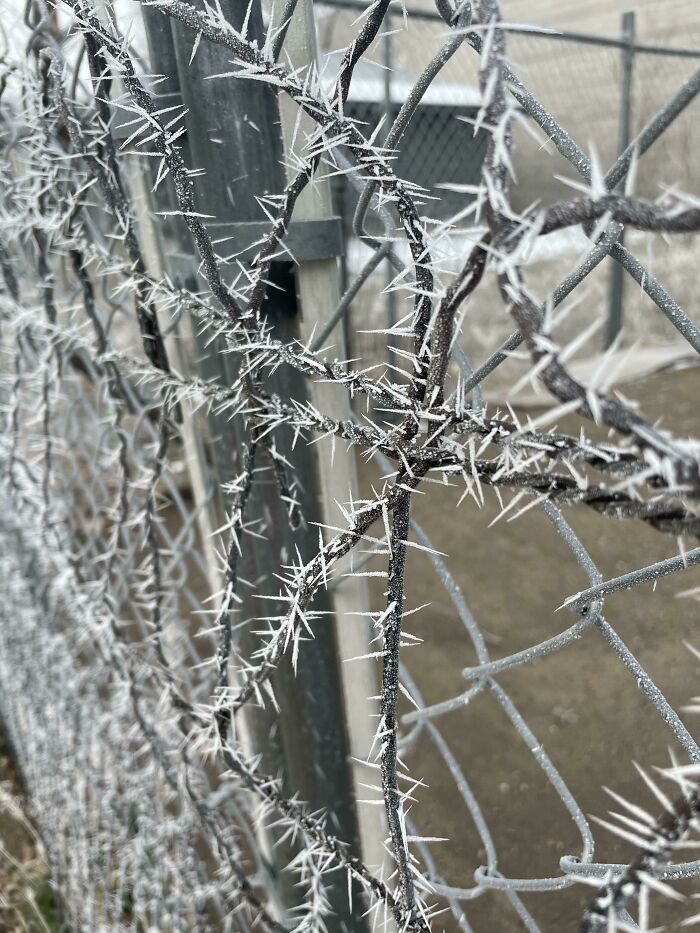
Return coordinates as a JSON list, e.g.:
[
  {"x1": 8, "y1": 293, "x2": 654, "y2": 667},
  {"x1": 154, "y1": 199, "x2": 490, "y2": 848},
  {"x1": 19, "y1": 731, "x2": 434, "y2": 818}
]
[{"x1": 1, "y1": 0, "x2": 700, "y2": 929}]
